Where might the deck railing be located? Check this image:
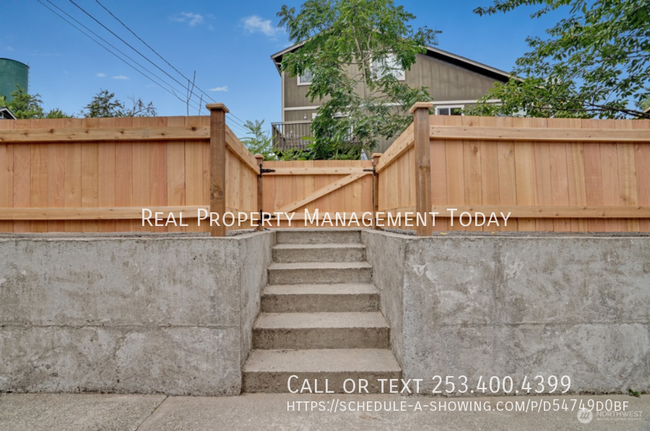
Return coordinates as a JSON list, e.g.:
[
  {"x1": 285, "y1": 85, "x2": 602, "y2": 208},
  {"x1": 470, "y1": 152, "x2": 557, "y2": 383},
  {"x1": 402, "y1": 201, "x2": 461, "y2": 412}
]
[{"x1": 271, "y1": 121, "x2": 312, "y2": 152}]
